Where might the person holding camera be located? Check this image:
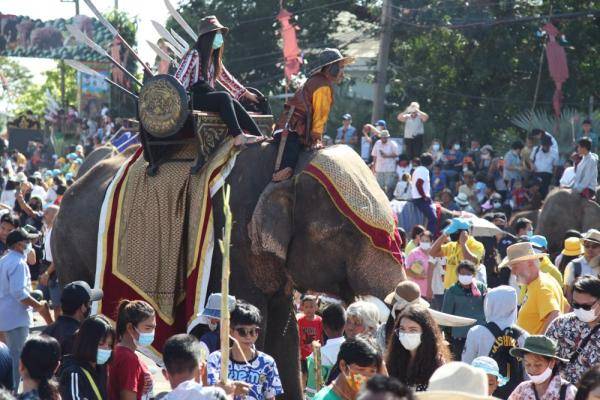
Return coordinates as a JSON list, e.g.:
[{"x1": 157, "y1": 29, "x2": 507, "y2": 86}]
[{"x1": 397, "y1": 102, "x2": 429, "y2": 159}]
